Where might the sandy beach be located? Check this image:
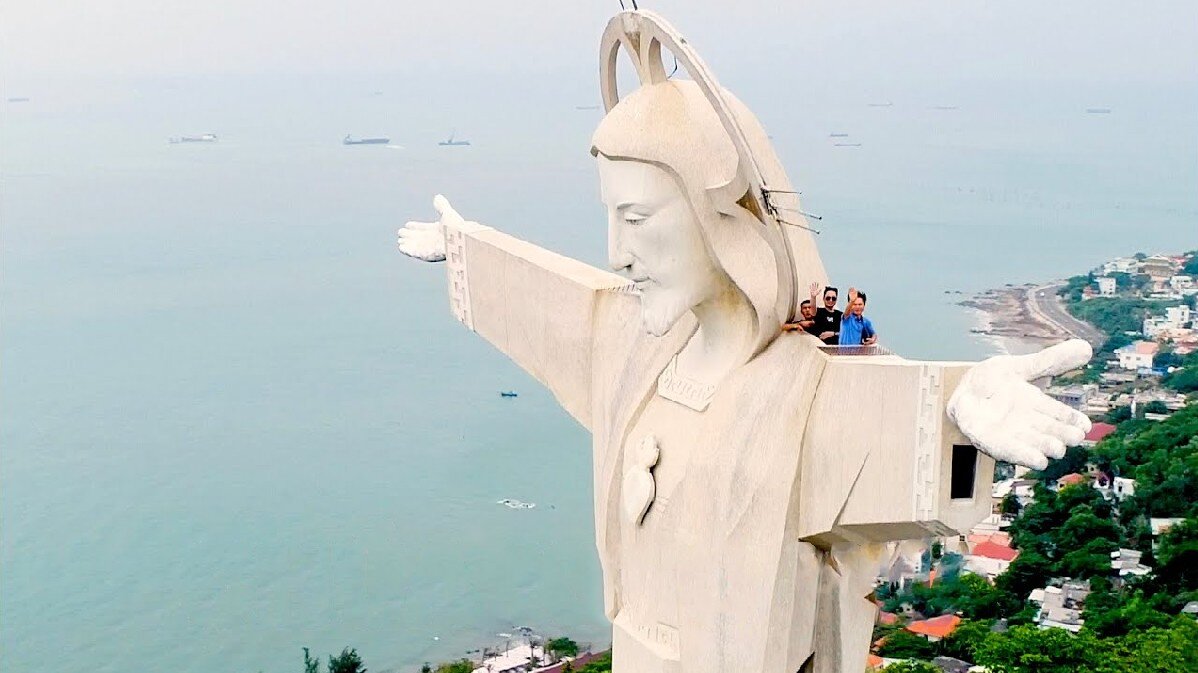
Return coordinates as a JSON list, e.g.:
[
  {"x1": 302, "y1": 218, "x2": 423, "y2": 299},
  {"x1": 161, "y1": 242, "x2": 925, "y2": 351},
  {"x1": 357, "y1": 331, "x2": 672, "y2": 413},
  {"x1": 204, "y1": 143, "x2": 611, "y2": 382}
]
[{"x1": 959, "y1": 283, "x2": 1075, "y2": 356}]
